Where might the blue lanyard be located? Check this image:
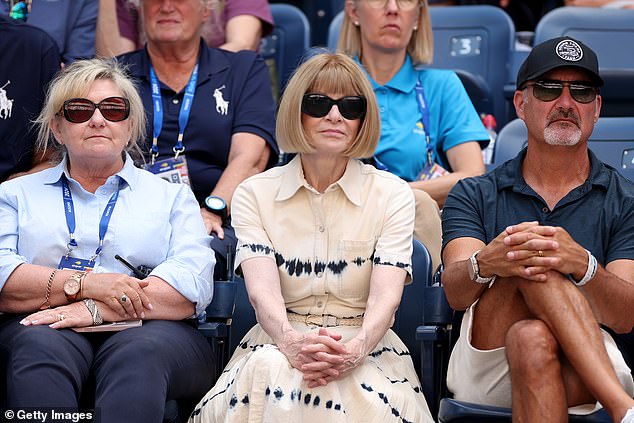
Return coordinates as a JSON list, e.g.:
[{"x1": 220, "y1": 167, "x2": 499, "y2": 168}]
[
  {"x1": 149, "y1": 63, "x2": 199, "y2": 163},
  {"x1": 373, "y1": 79, "x2": 433, "y2": 171},
  {"x1": 414, "y1": 80, "x2": 434, "y2": 165},
  {"x1": 61, "y1": 175, "x2": 121, "y2": 261}
]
